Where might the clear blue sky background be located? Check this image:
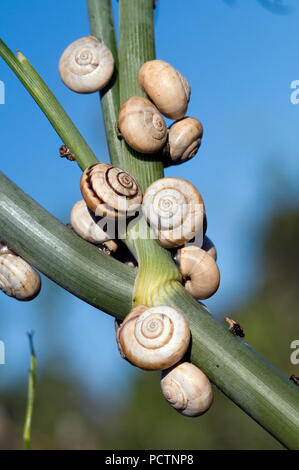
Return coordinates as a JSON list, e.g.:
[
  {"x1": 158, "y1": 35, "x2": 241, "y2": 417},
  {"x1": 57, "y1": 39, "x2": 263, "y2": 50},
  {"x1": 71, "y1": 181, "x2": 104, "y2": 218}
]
[{"x1": 0, "y1": 0, "x2": 298, "y2": 397}]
